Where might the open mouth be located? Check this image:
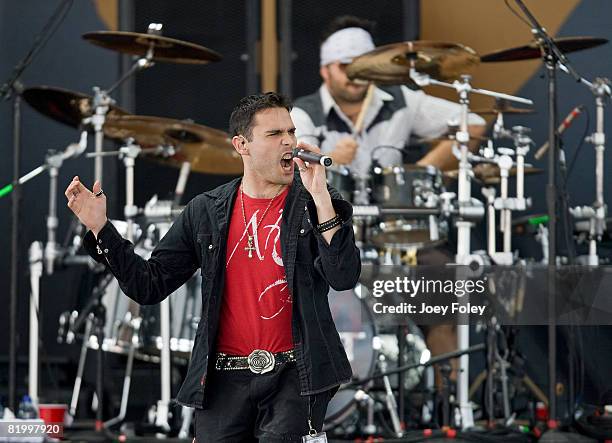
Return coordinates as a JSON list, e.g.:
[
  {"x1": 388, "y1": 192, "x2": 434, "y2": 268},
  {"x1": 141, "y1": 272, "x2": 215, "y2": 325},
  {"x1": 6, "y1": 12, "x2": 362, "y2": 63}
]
[{"x1": 280, "y1": 152, "x2": 293, "y2": 171}]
